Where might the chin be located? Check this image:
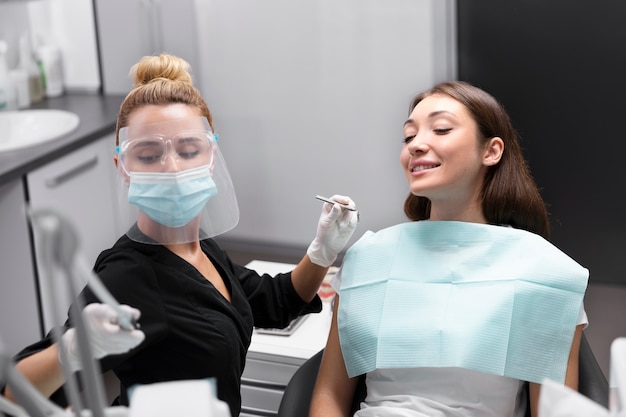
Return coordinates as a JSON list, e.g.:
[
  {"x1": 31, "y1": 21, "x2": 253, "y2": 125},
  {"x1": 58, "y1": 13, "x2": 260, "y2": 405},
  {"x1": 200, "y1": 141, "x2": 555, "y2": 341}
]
[{"x1": 408, "y1": 184, "x2": 429, "y2": 197}]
